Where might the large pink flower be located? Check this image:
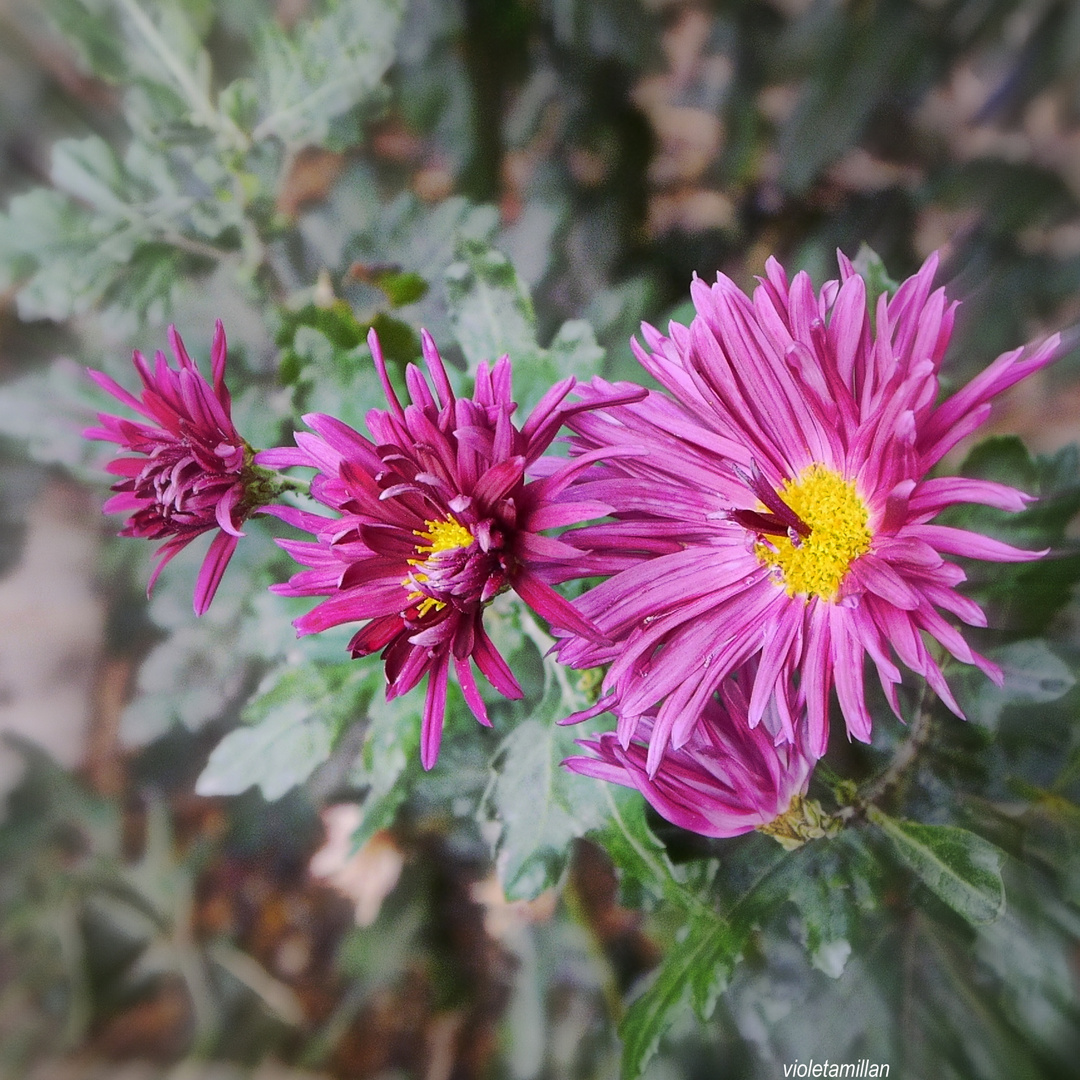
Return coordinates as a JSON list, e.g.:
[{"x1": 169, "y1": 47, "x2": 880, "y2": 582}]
[
  {"x1": 86, "y1": 321, "x2": 271, "y2": 615},
  {"x1": 556, "y1": 251, "x2": 1059, "y2": 770},
  {"x1": 264, "y1": 329, "x2": 641, "y2": 769},
  {"x1": 565, "y1": 667, "x2": 817, "y2": 839}
]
